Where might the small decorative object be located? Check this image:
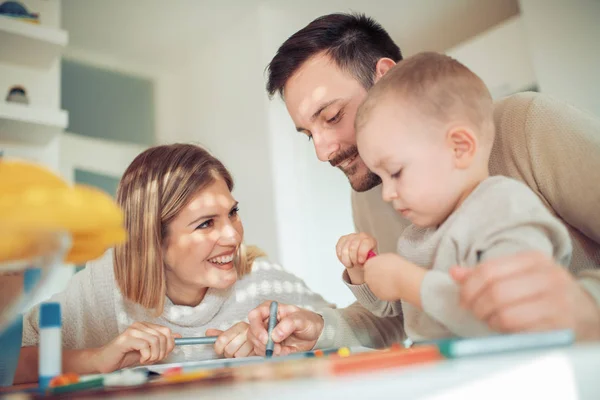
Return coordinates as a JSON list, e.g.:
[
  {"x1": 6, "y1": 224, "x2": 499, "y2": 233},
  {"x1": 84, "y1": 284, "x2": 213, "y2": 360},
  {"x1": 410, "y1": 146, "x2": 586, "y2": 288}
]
[
  {"x1": 5, "y1": 86, "x2": 29, "y2": 105},
  {"x1": 0, "y1": 1, "x2": 39, "y2": 24}
]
